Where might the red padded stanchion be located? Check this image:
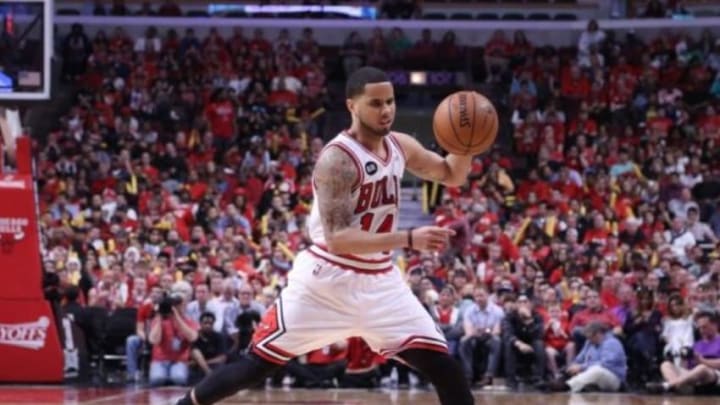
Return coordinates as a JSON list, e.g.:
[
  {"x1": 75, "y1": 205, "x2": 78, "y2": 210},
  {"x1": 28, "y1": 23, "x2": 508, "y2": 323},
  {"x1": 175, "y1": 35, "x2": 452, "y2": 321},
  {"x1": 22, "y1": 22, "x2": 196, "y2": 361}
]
[{"x1": 0, "y1": 137, "x2": 63, "y2": 382}]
